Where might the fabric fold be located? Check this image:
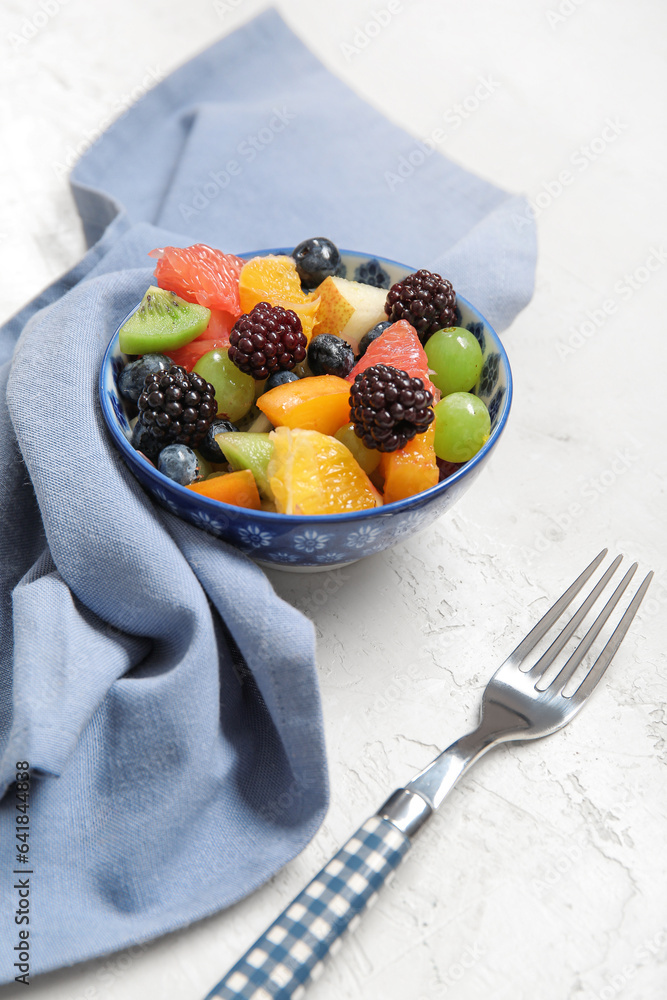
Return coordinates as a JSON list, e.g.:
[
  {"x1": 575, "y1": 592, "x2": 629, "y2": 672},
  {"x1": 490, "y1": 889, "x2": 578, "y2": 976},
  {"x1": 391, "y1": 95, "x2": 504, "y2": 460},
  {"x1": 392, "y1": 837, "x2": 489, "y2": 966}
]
[{"x1": 0, "y1": 265, "x2": 328, "y2": 979}]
